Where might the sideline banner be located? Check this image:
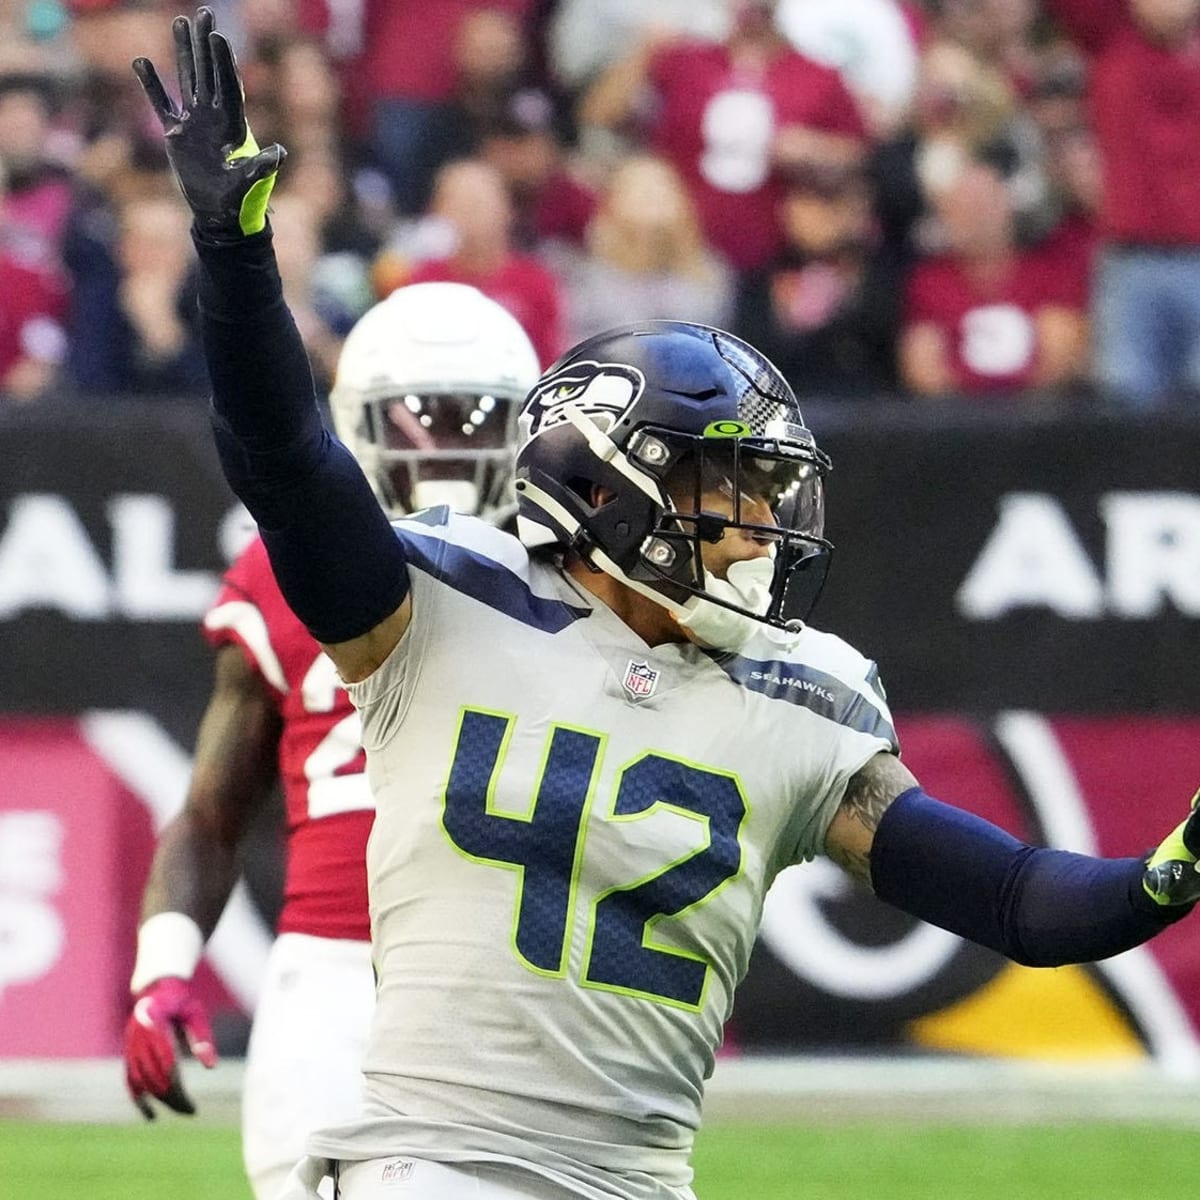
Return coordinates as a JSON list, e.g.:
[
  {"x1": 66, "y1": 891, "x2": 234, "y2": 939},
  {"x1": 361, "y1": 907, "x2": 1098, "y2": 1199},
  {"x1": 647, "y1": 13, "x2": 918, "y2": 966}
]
[
  {"x1": 0, "y1": 401, "x2": 245, "y2": 746},
  {"x1": 812, "y1": 402, "x2": 1200, "y2": 712},
  {"x1": 0, "y1": 400, "x2": 1197, "y2": 1063},
  {"x1": 0, "y1": 720, "x2": 141, "y2": 1057},
  {"x1": 0, "y1": 714, "x2": 260, "y2": 1058}
]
